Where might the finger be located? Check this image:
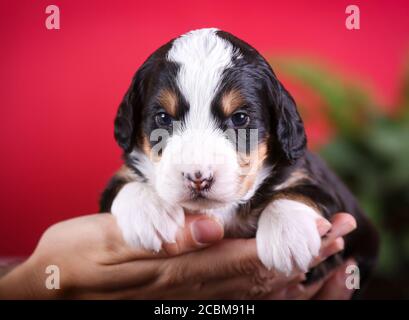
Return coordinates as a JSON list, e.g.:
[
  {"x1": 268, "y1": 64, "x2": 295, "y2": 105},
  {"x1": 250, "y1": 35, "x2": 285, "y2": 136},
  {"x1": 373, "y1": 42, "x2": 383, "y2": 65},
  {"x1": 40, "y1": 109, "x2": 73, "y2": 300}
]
[
  {"x1": 85, "y1": 259, "x2": 161, "y2": 291},
  {"x1": 163, "y1": 238, "x2": 262, "y2": 282},
  {"x1": 309, "y1": 213, "x2": 355, "y2": 269},
  {"x1": 99, "y1": 240, "x2": 259, "y2": 291},
  {"x1": 310, "y1": 237, "x2": 344, "y2": 268},
  {"x1": 112, "y1": 238, "x2": 259, "y2": 292},
  {"x1": 322, "y1": 213, "x2": 356, "y2": 246},
  {"x1": 313, "y1": 259, "x2": 356, "y2": 300},
  {"x1": 117, "y1": 214, "x2": 224, "y2": 260}
]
